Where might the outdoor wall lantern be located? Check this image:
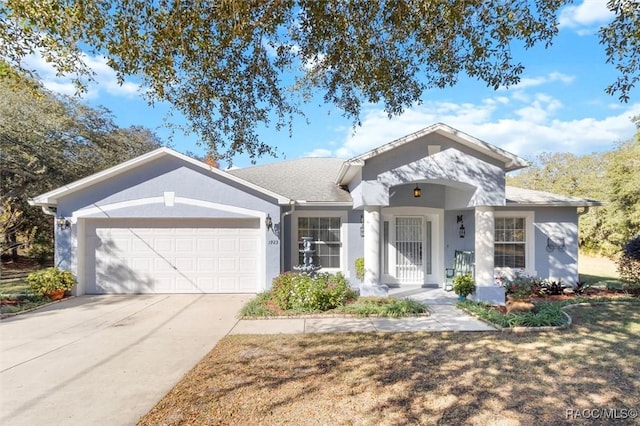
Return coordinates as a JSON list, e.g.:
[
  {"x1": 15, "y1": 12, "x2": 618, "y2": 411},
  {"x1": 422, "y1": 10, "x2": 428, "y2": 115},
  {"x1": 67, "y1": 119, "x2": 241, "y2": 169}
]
[
  {"x1": 57, "y1": 217, "x2": 71, "y2": 230},
  {"x1": 457, "y1": 214, "x2": 465, "y2": 238},
  {"x1": 360, "y1": 214, "x2": 365, "y2": 237},
  {"x1": 413, "y1": 184, "x2": 422, "y2": 198},
  {"x1": 265, "y1": 214, "x2": 273, "y2": 231}
]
